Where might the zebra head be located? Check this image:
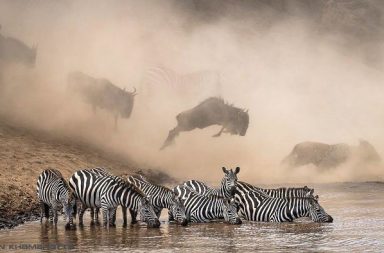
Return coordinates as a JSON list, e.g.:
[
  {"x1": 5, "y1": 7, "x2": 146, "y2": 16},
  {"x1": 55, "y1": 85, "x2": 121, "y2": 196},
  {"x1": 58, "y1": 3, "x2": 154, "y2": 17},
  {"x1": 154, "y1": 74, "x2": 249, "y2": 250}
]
[
  {"x1": 169, "y1": 196, "x2": 188, "y2": 226},
  {"x1": 308, "y1": 194, "x2": 333, "y2": 223},
  {"x1": 138, "y1": 197, "x2": 161, "y2": 228},
  {"x1": 222, "y1": 198, "x2": 242, "y2": 225},
  {"x1": 221, "y1": 167, "x2": 240, "y2": 197},
  {"x1": 61, "y1": 188, "x2": 77, "y2": 229}
]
